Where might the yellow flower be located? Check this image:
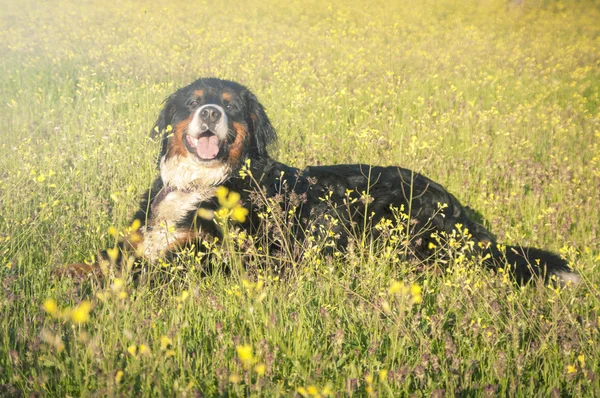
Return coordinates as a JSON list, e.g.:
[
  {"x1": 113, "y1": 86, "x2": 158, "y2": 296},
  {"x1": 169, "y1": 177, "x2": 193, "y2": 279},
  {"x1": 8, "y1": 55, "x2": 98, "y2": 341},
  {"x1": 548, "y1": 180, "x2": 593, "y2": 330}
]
[
  {"x1": 215, "y1": 208, "x2": 230, "y2": 220},
  {"x1": 236, "y1": 344, "x2": 254, "y2": 368},
  {"x1": 567, "y1": 365, "x2": 577, "y2": 374},
  {"x1": 411, "y1": 283, "x2": 423, "y2": 304},
  {"x1": 115, "y1": 370, "x2": 124, "y2": 384},
  {"x1": 165, "y1": 350, "x2": 176, "y2": 358},
  {"x1": 224, "y1": 191, "x2": 241, "y2": 208},
  {"x1": 388, "y1": 281, "x2": 404, "y2": 295},
  {"x1": 231, "y1": 206, "x2": 249, "y2": 223},
  {"x1": 216, "y1": 186, "x2": 229, "y2": 204},
  {"x1": 410, "y1": 284, "x2": 421, "y2": 295},
  {"x1": 70, "y1": 301, "x2": 92, "y2": 324},
  {"x1": 254, "y1": 363, "x2": 266, "y2": 376},
  {"x1": 197, "y1": 207, "x2": 214, "y2": 220},
  {"x1": 127, "y1": 345, "x2": 137, "y2": 356},
  {"x1": 160, "y1": 335, "x2": 173, "y2": 351},
  {"x1": 577, "y1": 354, "x2": 585, "y2": 367},
  {"x1": 180, "y1": 290, "x2": 190, "y2": 302},
  {"x1": 43, "y1": 299, "x2": 58, "y2": 317},
  {"x1": 379, "y1": 369, "x2": 388, "y2": 382},
  {"x1": 321, "y1": 385, "x2": 333, "y2": 396},
  {"x1": 229, "y1": 374, "x2": 241, "y2": 384},
  {"x1": 111, "y1": 278, "x2": 124, "y2": 292},
  {"x1": 130, "y1": 219, "x2": 141, "y2": 231},
  {"x1": 139, "y1": 344, "x2": 151, "y2": 356},
  {"x1": 106, "y1": 247, "x2": 119, "y2": 262},
  {"x1": 297, "y1": 387, "x2": 308, "y2": 397},
  {"x1": 306, "y1": 385, "x2": 319, "y2": 395}
]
